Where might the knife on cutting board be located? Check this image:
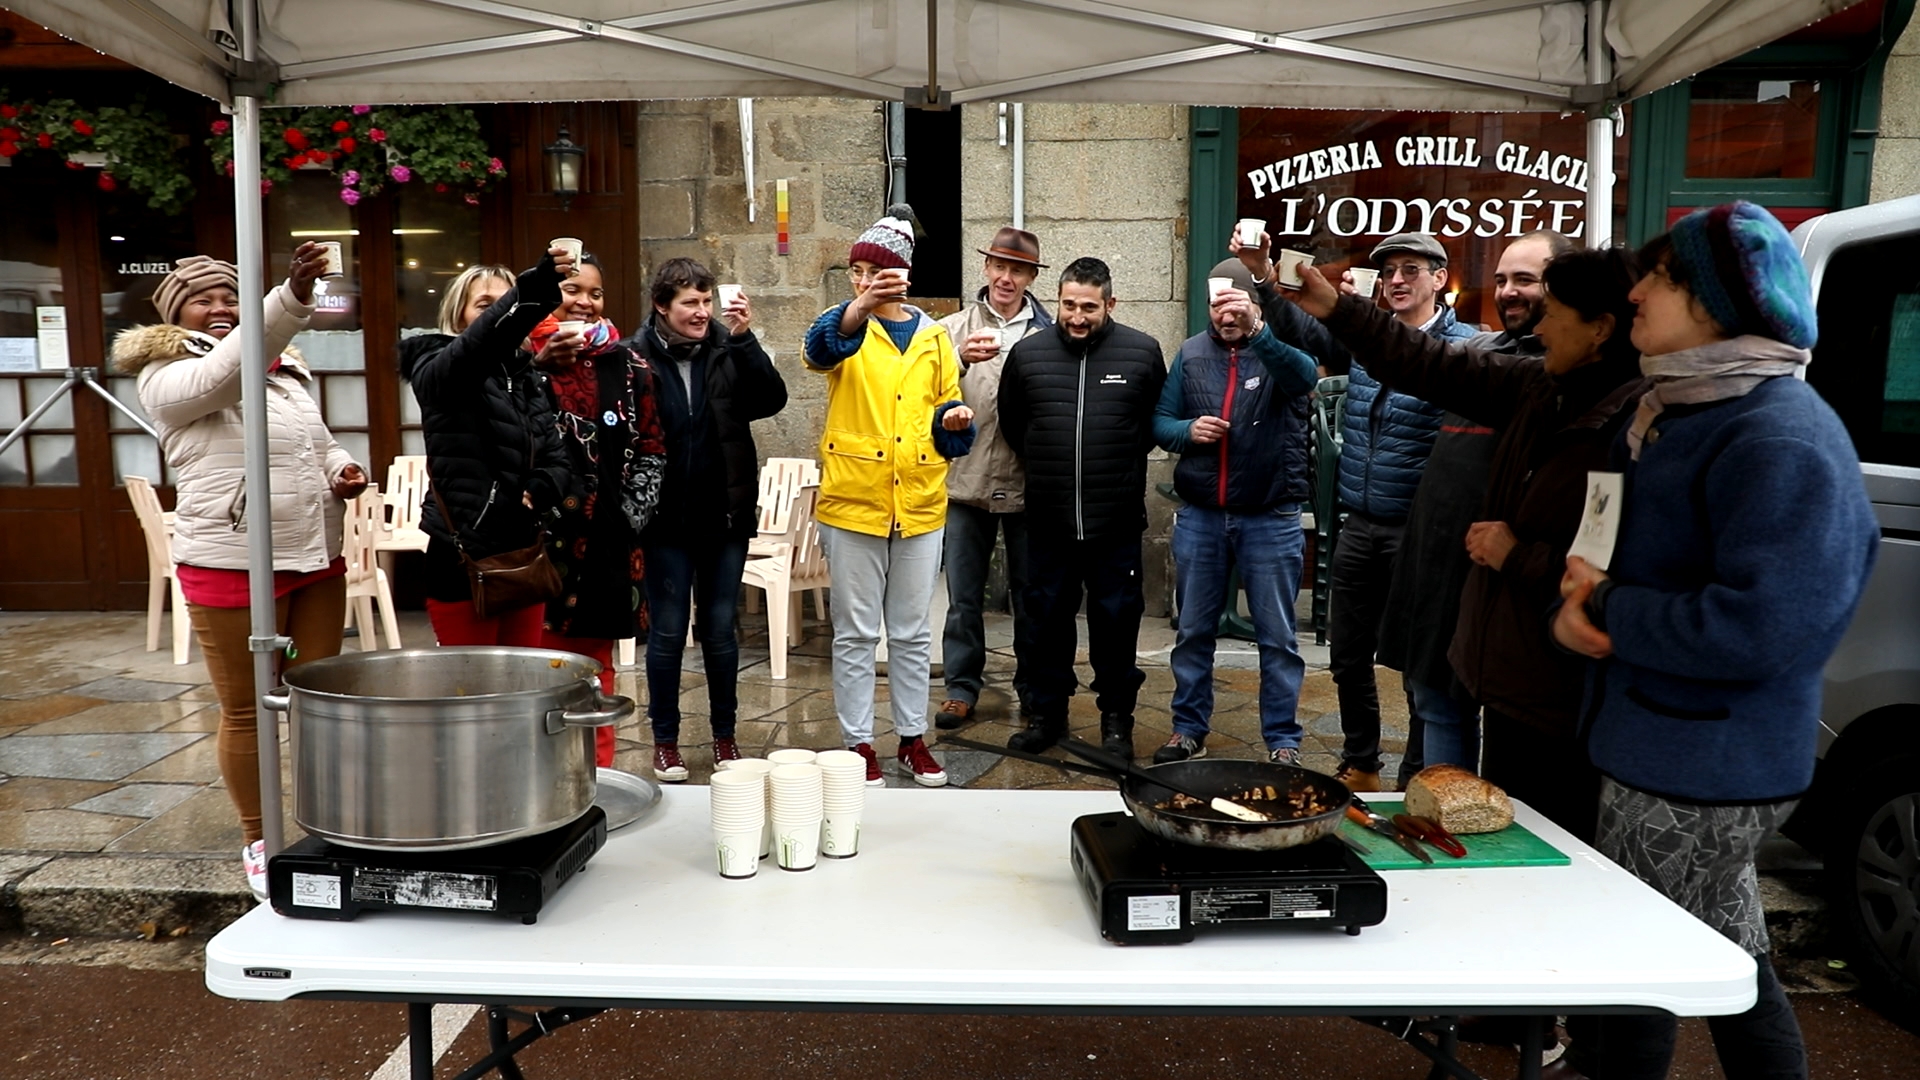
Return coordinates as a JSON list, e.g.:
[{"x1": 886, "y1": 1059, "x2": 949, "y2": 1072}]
[{"x1": 1346, "y1": 796, "x2": 1434, "y2": 864}]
